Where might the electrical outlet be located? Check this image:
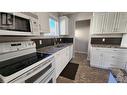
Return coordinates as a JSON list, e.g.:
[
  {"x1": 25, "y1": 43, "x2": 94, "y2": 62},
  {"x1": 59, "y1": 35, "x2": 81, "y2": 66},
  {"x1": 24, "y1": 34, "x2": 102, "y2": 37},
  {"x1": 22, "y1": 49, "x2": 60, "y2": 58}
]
[
  {"x1": 39, "y1": 40, "x2": 42, "y2": 45},
  {"x1": 102, "y1": 38, "x2": 105, "y2": 42},
  {"x1": 60, "y1": 38, "x2": 62, "y2": 42}
]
